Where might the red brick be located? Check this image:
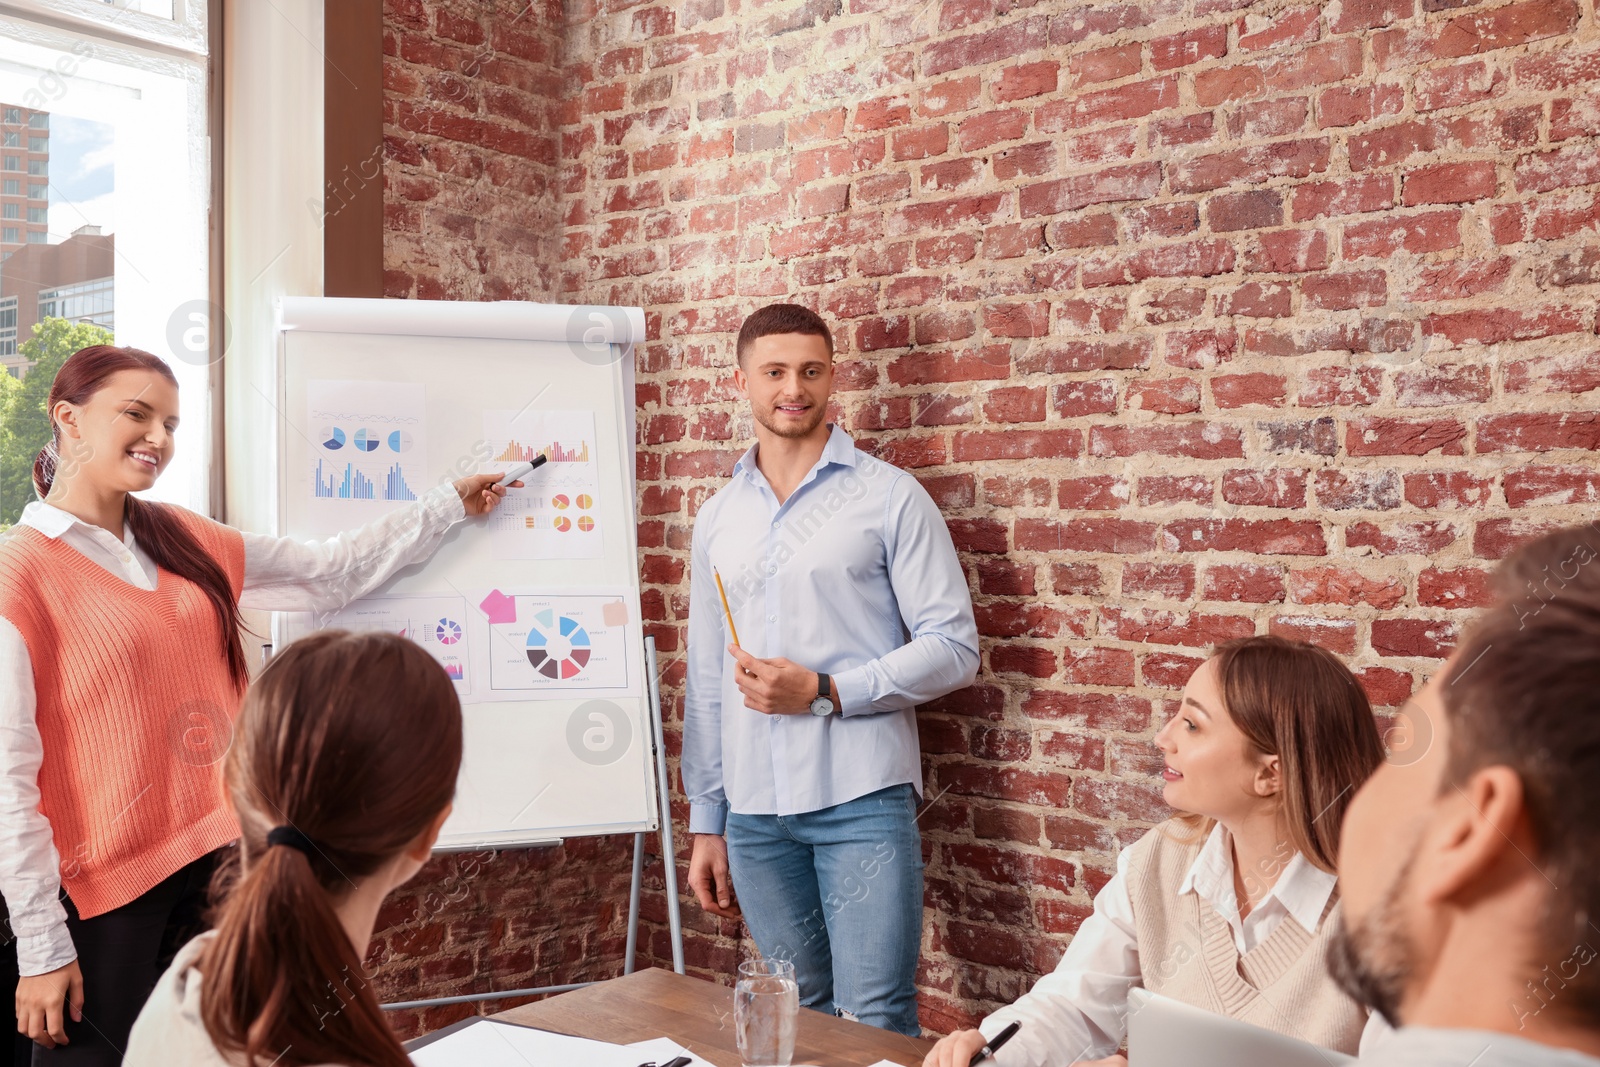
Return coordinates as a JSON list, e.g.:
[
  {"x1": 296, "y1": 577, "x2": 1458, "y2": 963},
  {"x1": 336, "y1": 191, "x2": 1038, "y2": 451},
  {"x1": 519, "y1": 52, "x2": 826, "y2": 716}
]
[
  {"x1": 1124, "y1": 202, "x2": 1200, "y2": 242},
  {"x1": 1344, "y1": 211, "x2": 1462, "y2": 258},
  {"x1": 1404, "y1": 257, "x2": 1514, "y2": 302},
  {"x1": 1082, "y1": 238, "x2": 1237, "y2": 287},
  {"x1": 1418, "y1": 567, "x2": 1495, "y2": 608},
  {"x1": 1058, "y1": 475, "x2": 1129, "y2": 510},
  {"x1": 1291, "y1": 175, "x2": 1394, "y2": 221},
  {"x1": 1150, "y1": 25, "x2": 1229, "y2": 70},
  {"x1": 1371, "y1": 618, "x2": 1458, "y2": 660},
  {"x1": 1142, "y1": 651, "x2": 1206, "y2": 689},
  {"x1": 1052, "y1": 562, "x2": 1105, "y2": 595},
  {"x1": 1015, "y1": 517, "x2": 1157, "y2": 553},
  {"x1": 1103, "y1": 608, "x2": 1257, "y2": 647},
  {"x1": 1346, "y1": 417, "x2": 1467, "y2": 456},
  {"x1": 1315, "y1": 469, "x2": 1403, "y2": 510},
  {"x1": 1346, "y1": 521, "x2": 1459, "y2": 556},
  {"x1": 1302, "y1": 270, "x2": 1388, "y2": 311},
  {"x1": 1036, "y1": 76, "x2": 1180, "y2": 131},
  {"x1": 1212, "y1": 373, "x2": 1287, "y2": 408},
  {"x1": 1090, "y1": 422, "x2": 1245, "y2": 459},
  {"x1": 1067, "y1": 45, "x2": 1136, "y2": 86},
  {"x1": 1138, "y1": 475, "x2": 1214, "y2": 506},
  {"x1": 1478, "y1": 413, "x2": 1600, "y2": 453},
  {"x1": 1238, "y1": 6, "x2": 1320, "y2": 52},
  {"x1": 1423, "y1": 306, "x2": 1588, "y2": 346},
  {"x1": 1053, "y1": 378, "x2": 1120, "y2": 417},
  {"x1": 953, "y1": 429, "x2": 1082, "y2": 461},
  {"x1": 1244, "y1": 229, "x2": 1330, "y2": 273},
  {"x1": 1220, "y1": 468, "x2": 1308, "y2": 508},
  {"x1": 1217, "y1": 281, "x2": 1292, "y2": 318},
  {"x1": 1203, "y1": 563, "x2": 1287, "y2": 604},
  {"x1": 1170, "y1": 138, "x2": 1332, "y2": 193},
  {"x1": 1207, "y1": 189, "x2": 1283, "y2": 232},
  {"x1": 1290, "y1": 566, "x2": 1406, "y2": 609},
  {"x1": 1161, "y1": 519, "x2": 1327, "y2": 555},
  {"x1": 1227, "y1": 97, "x2": 1310, "y2": 140},
  {"x1": 1122, "y1": 562, "x2": 1197, "y2": 600},
  {"x1": 1271, "y1": 615, "x2": 1358, "y2": 654},
  {"x1": 1329, "y1": 0, "x2": 1412, "y2": 33},
  {"x1": 1404, "y1": 471, "x2": 1494, "y2": 509},
  {"x1": 1403, "y1": 161, "x2": 1498, "y2": 206},
  {"x1": 1416, "y1": 59, "x2": 1504, "y2": 111},
  {"x1": 1317, "y1": 84, "x2": 1405, "y2": 128},
  {"x1": 1127, "y1": 377, "x2": 1201, "y2": 414},
  {"x1": 1394, "y1": 364, "x2": 1492, "y2": 407},
  {"x1": 1019, "y1": 162, "x2": 1163, "y2": 218}
]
